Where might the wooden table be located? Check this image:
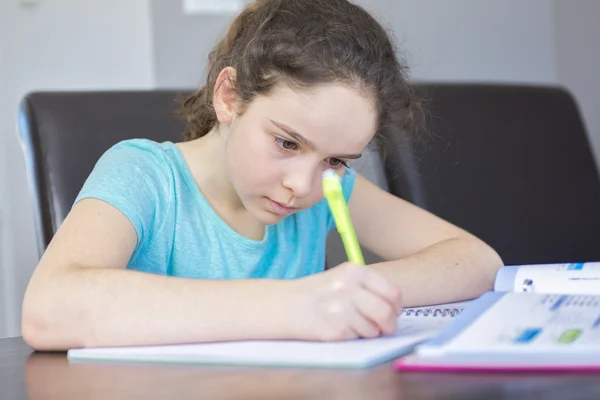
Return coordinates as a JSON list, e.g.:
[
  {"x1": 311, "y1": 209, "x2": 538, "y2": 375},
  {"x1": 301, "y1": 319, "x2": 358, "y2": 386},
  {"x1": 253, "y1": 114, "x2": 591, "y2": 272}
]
[{"x1": 2, "y1": 337, "x2": 600, "y2": 399}]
